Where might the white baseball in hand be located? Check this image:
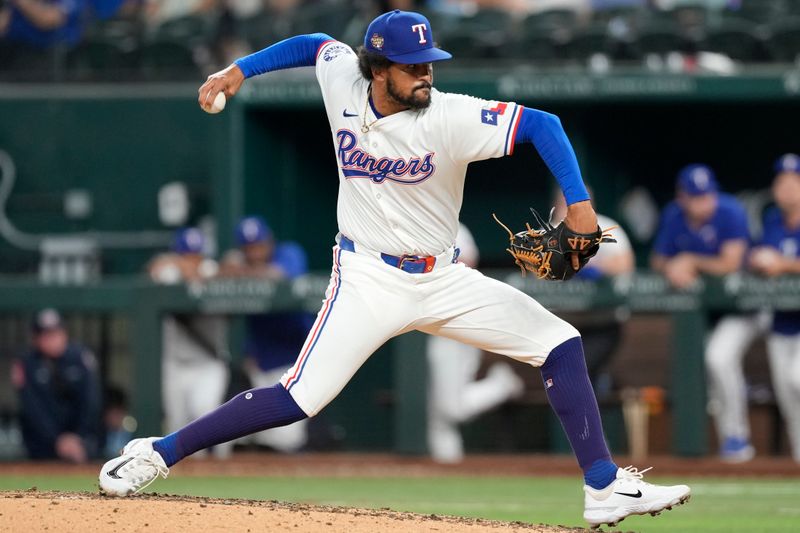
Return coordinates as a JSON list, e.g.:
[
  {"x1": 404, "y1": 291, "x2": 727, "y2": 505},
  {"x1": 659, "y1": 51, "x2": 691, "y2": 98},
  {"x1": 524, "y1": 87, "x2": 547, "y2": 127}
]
[{"x1": 206, "y1": 92, "x2": 226, "y2": 114}]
